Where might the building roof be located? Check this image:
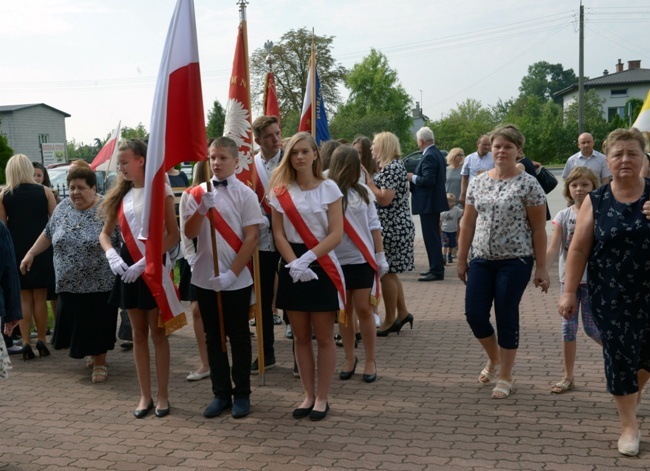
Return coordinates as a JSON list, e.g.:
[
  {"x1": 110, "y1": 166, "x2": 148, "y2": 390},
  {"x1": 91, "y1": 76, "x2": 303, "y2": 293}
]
[
  {"x1": 0, "y1": 103, "x2": 71, "y2": 117},
  {"x1": 555, "y1": 68, "x2": 650, "y2": 97}
]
